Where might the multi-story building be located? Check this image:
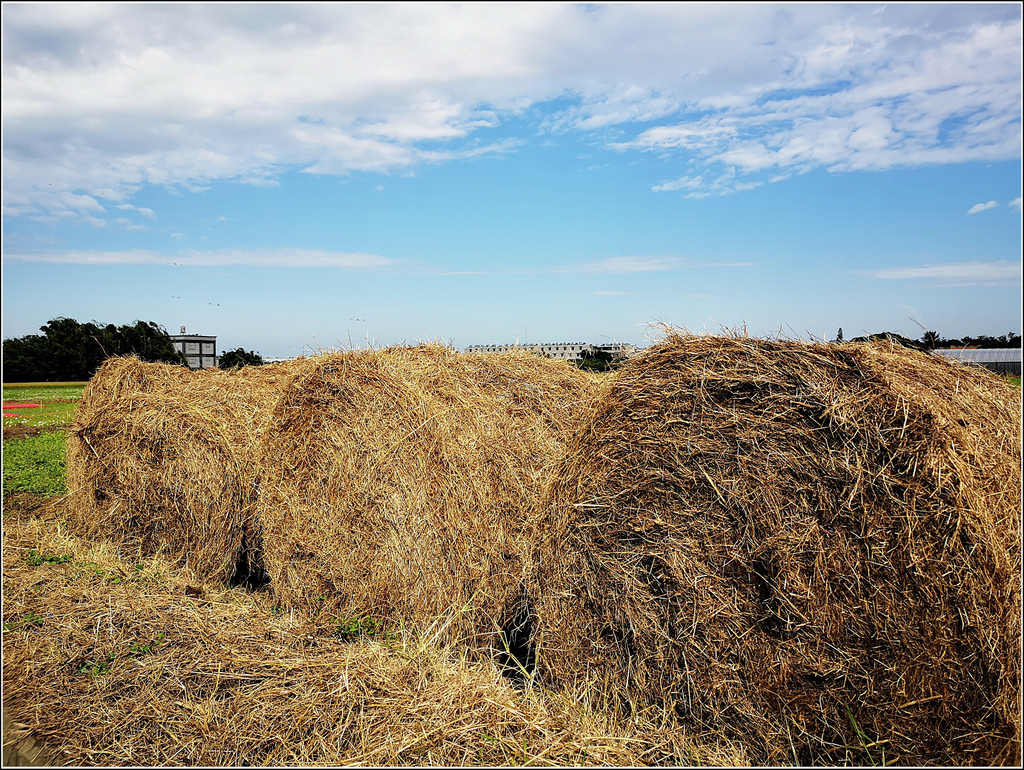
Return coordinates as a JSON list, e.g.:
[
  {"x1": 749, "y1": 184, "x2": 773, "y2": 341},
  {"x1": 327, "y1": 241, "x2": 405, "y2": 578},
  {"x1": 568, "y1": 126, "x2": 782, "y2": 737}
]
[{"x1": 169, "y1": 327, "x2": 218, "y2": 369}]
